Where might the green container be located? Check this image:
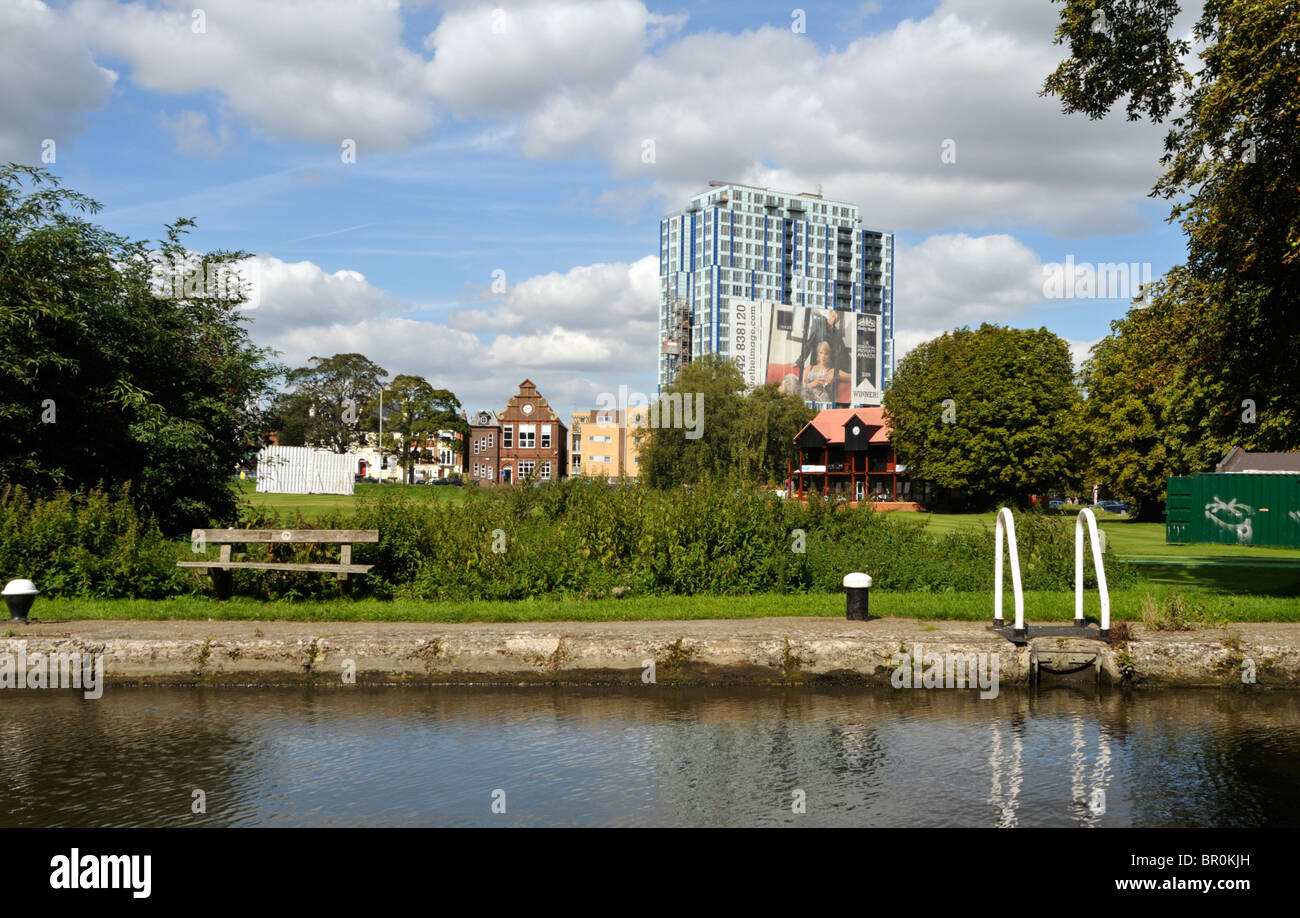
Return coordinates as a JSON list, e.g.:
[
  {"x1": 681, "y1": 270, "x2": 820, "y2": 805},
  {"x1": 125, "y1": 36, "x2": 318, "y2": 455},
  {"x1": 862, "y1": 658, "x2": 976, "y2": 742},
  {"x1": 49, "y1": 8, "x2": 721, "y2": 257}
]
[{"x1": 1167, "y1": 473, "x2": 1300, "y2": 547}]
